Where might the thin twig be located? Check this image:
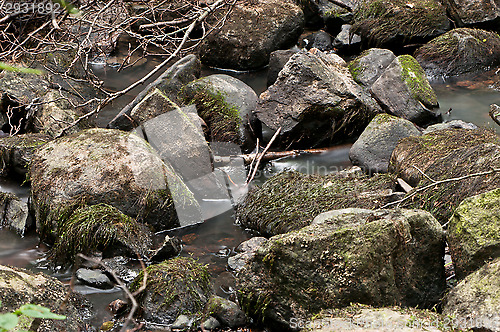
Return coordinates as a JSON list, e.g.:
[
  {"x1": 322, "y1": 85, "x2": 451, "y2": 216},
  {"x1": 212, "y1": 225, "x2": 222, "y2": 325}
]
[
  {"x1": 380, "y1": 168, "x2": 500, "y2": 209},
  {"x1": 77, "y1": 253, "x2": 148, "y2": 332},
  {"x1": 246, "y1": 127, "x2": 281, "y2": 185},
  {"x1": 411, "y1": 165, "x2": 436, "y2": 183}
]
